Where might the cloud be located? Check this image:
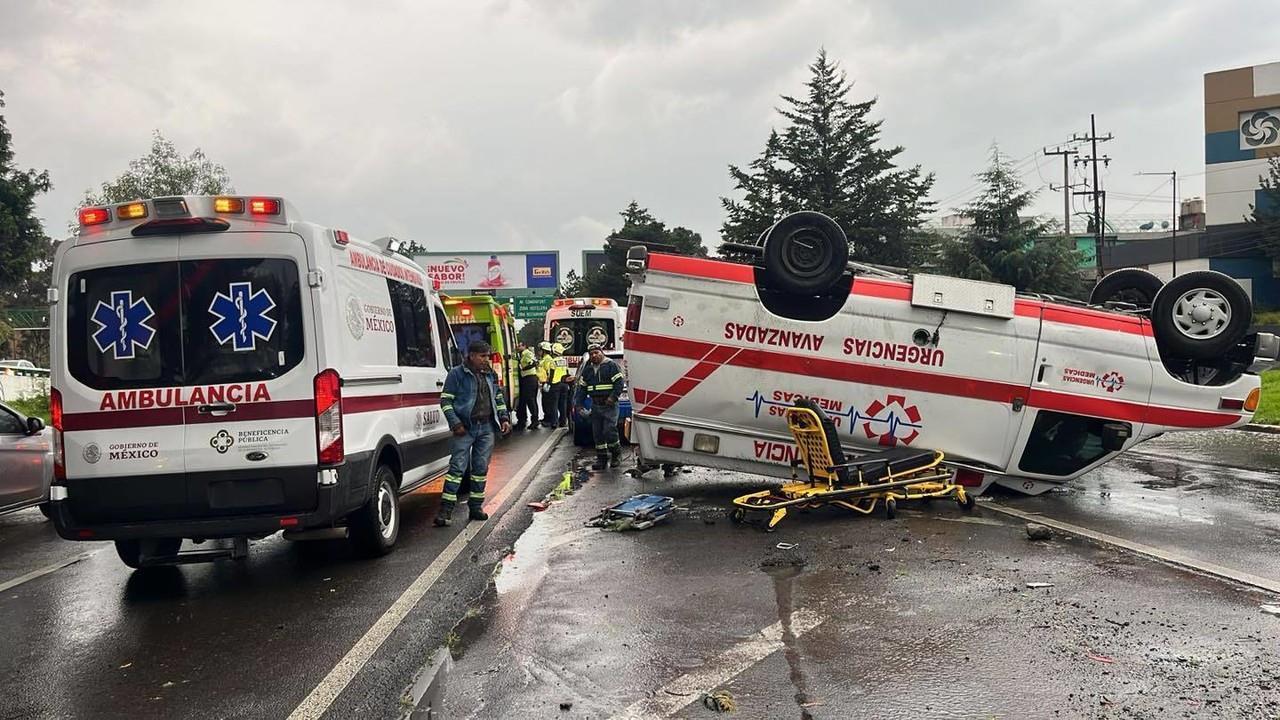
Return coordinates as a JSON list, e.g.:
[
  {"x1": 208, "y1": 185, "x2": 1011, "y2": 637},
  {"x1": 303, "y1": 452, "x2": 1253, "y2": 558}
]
[{"x1": 3, "y1": 0, "x2": 1277, "y2": 251}]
